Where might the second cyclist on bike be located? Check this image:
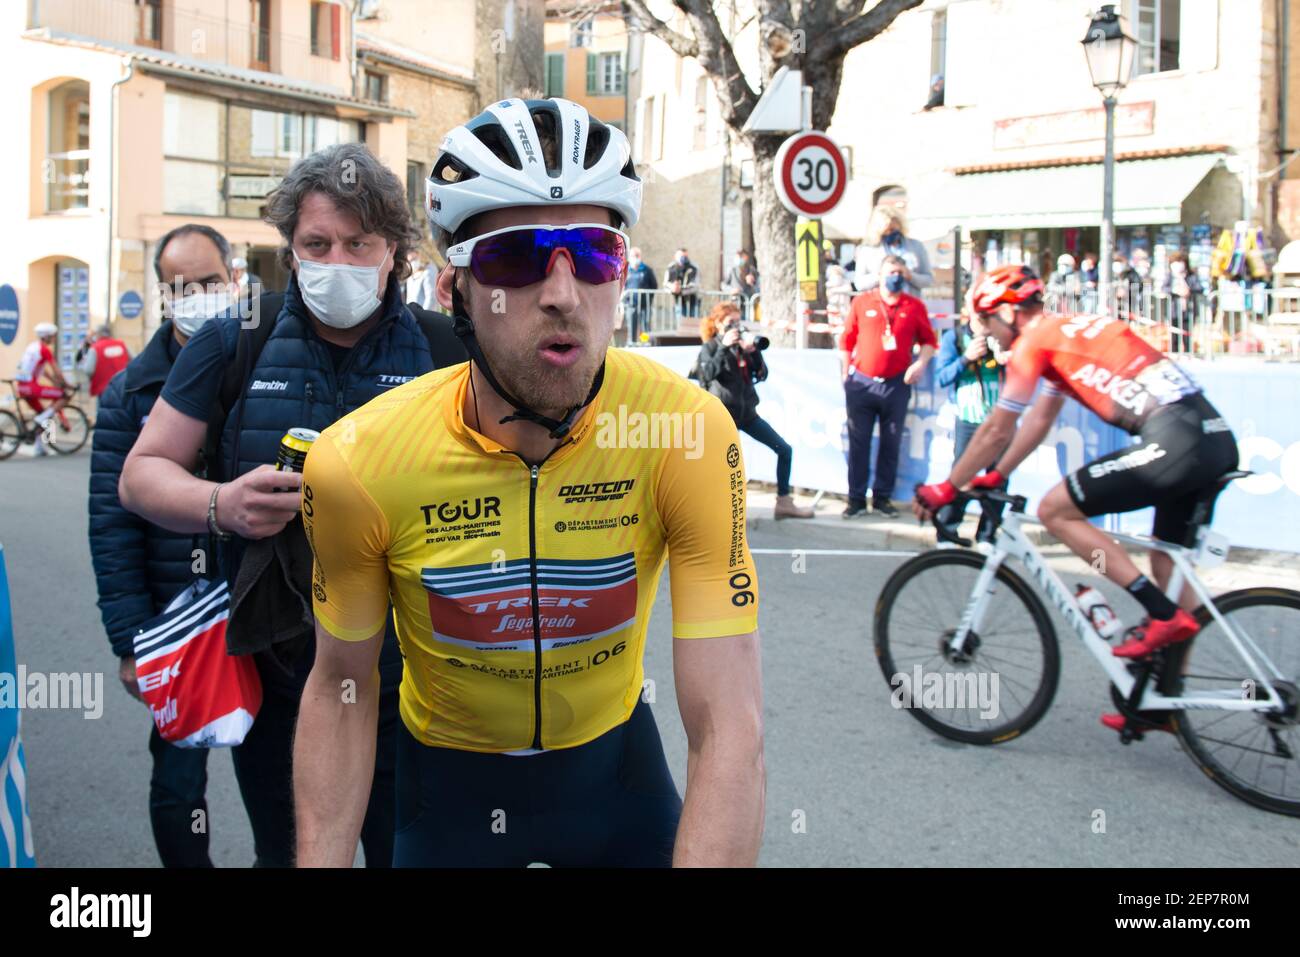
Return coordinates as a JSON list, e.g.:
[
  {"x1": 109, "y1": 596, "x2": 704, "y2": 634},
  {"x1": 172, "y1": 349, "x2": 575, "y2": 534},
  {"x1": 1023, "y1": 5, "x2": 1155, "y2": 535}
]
[{"x1": 912, "y1": 265, "x2": 1238, "y2": 683}]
